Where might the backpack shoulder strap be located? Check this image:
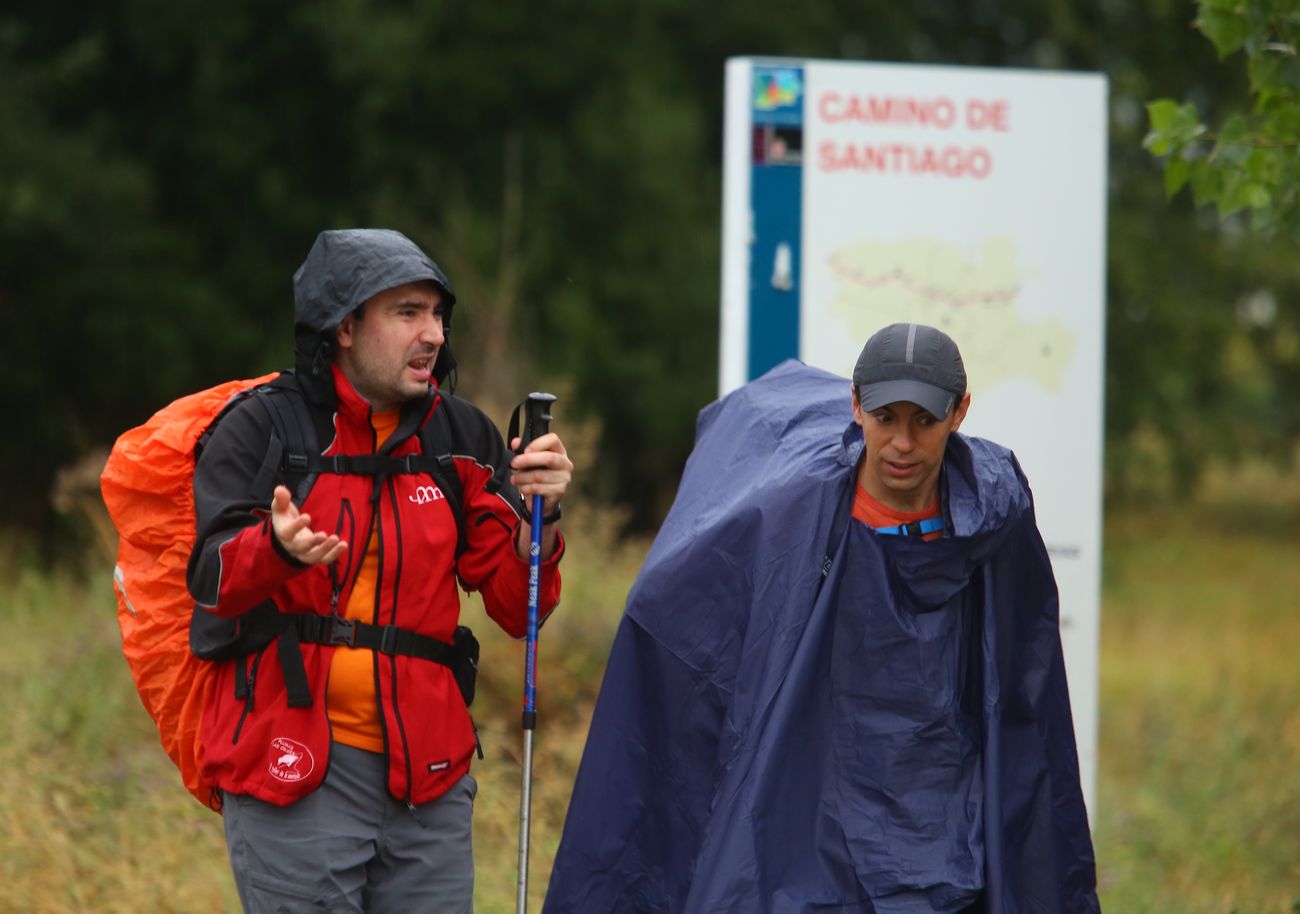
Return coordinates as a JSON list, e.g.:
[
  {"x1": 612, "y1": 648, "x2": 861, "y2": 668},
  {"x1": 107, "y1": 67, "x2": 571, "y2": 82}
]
[
  {"x1": 243, "y1": 371, "x2": 328, "y2": 504},
  {"x1": 243, "y1": 377, "x2": 468, "y2": 556},
  {"x1": 194, "y1": 377, "x2": 292, "y2": 505},
  {"x1": 420, "y1": 394, "x2": 467, "y2": 559}
]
